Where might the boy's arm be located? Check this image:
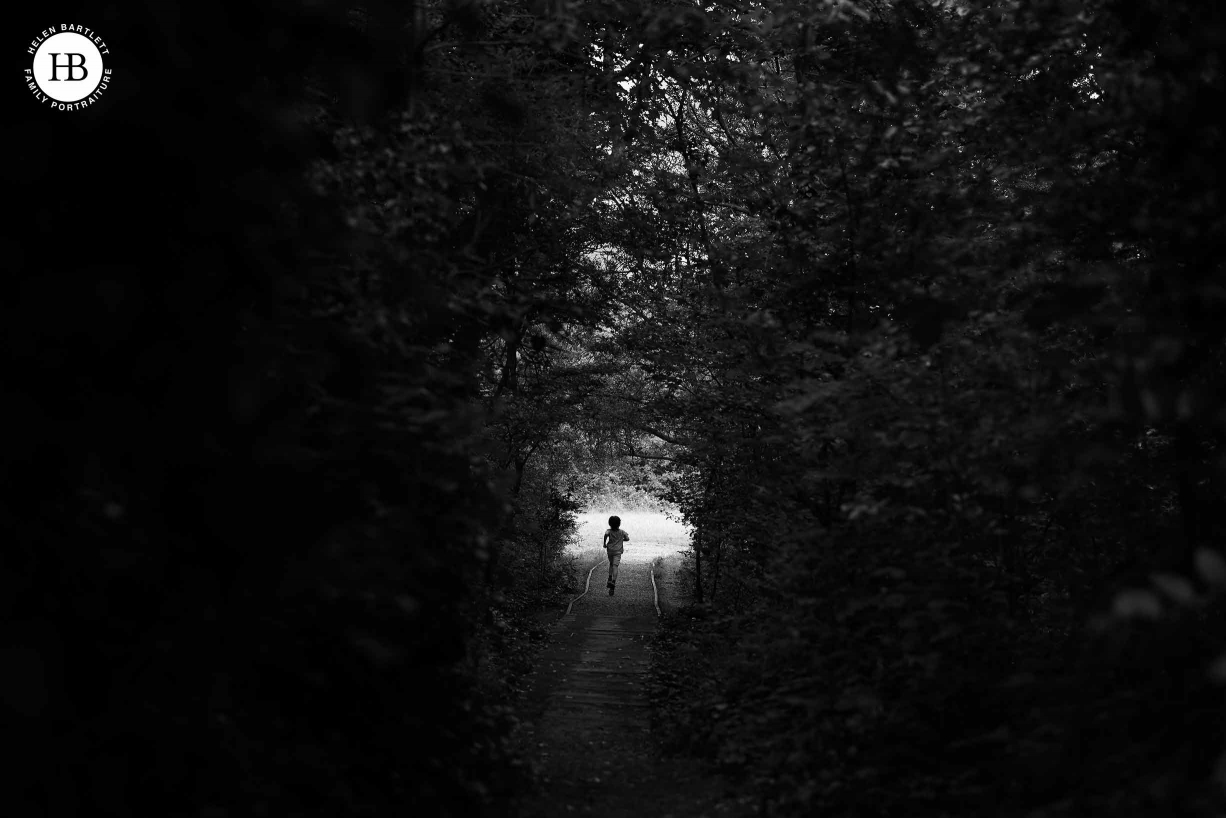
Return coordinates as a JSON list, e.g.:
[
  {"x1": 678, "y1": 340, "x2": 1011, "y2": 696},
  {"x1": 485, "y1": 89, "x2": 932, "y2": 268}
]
[{"x1": 602, "y1": 531, "x2": 609, "y2": 547}]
